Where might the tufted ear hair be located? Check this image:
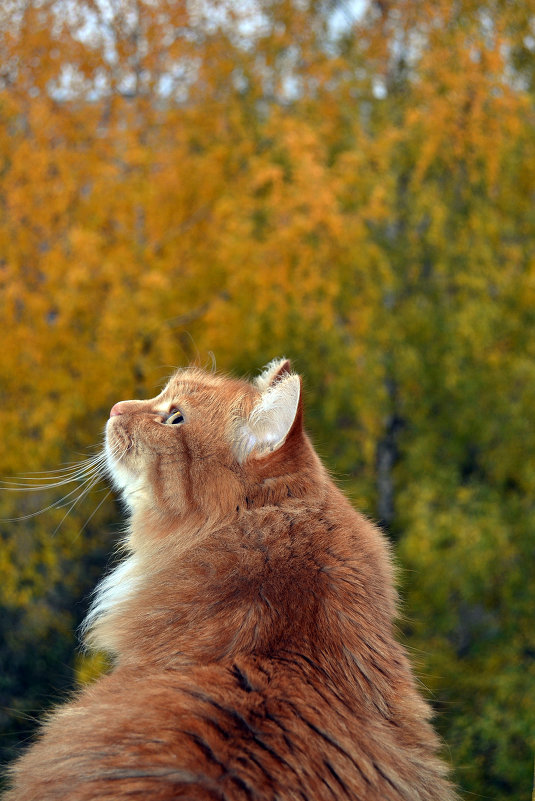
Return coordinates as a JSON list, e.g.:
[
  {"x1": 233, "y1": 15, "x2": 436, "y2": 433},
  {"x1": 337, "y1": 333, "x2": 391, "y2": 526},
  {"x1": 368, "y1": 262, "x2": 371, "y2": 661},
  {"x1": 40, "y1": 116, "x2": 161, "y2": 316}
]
[
  {"x1": 234, "y1": 364, "x2": 301, "y2": 463},
  {"x1": 253, "y1": 357, "x2": 292, "y2": 391}
]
